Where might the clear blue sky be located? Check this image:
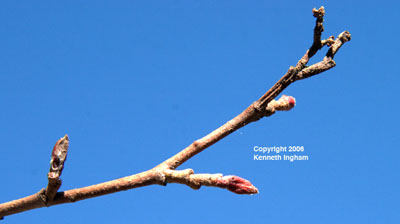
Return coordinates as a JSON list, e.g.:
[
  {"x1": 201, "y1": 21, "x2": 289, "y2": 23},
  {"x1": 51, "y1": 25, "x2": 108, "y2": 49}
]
[{"x1": 1, "y1": 1, "x2": 398, "y2": 223}]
